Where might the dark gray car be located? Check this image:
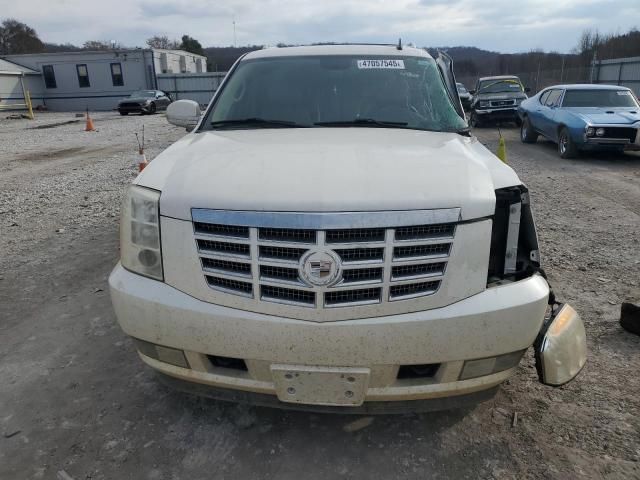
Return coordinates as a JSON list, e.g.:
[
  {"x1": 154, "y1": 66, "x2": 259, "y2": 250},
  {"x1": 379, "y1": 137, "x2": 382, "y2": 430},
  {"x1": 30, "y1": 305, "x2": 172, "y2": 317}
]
[
  {"x1": 117, "y1": 90, "x2": 172, "y2": 115},
  {"x1": 456, "y1": 82, "x2": 472, "y2": 110},
  {"x1": 469, "y1": 76, "x2": 529, "y2": 127}
]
